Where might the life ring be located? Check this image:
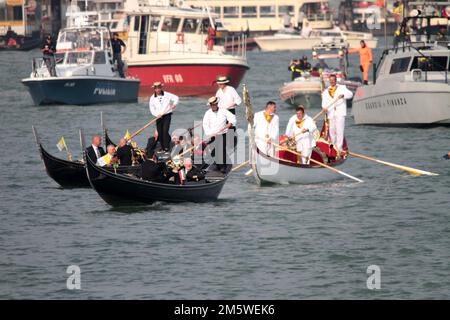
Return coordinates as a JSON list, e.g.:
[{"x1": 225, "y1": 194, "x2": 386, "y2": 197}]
[{"x1": 175, "y1": 32, "x2": 184, "y2": 44}]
